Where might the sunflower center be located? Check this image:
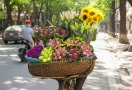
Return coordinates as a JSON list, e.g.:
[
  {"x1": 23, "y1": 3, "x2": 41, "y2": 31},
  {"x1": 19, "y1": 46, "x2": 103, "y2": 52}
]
[
  {"x1": 83, "y1": 10, "x2": 88, "y2": 13},
  {"x1": 94, "y1": 17, "x2": 97, "y2": 20},
  {"x1": 90, "y1": 12, "x2": 95, "y2": 16},
  {"x1": 83, "y1": 15, "x2": 88, "y2": 20},
  {"x1": 87, "y1": 18, "x2": 92, "y2": 22}
]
